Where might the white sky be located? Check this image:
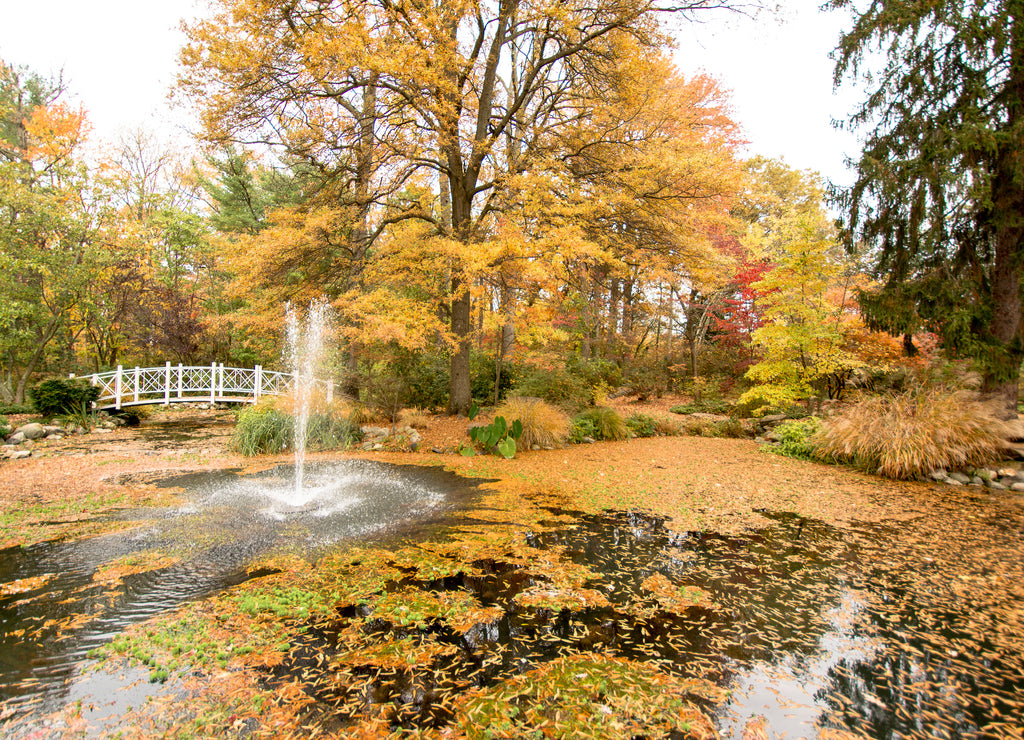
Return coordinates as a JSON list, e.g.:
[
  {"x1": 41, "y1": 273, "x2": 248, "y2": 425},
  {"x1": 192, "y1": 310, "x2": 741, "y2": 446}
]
[{"x1": 0, "y1": 0, "x2": 863, "y2": 186}]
